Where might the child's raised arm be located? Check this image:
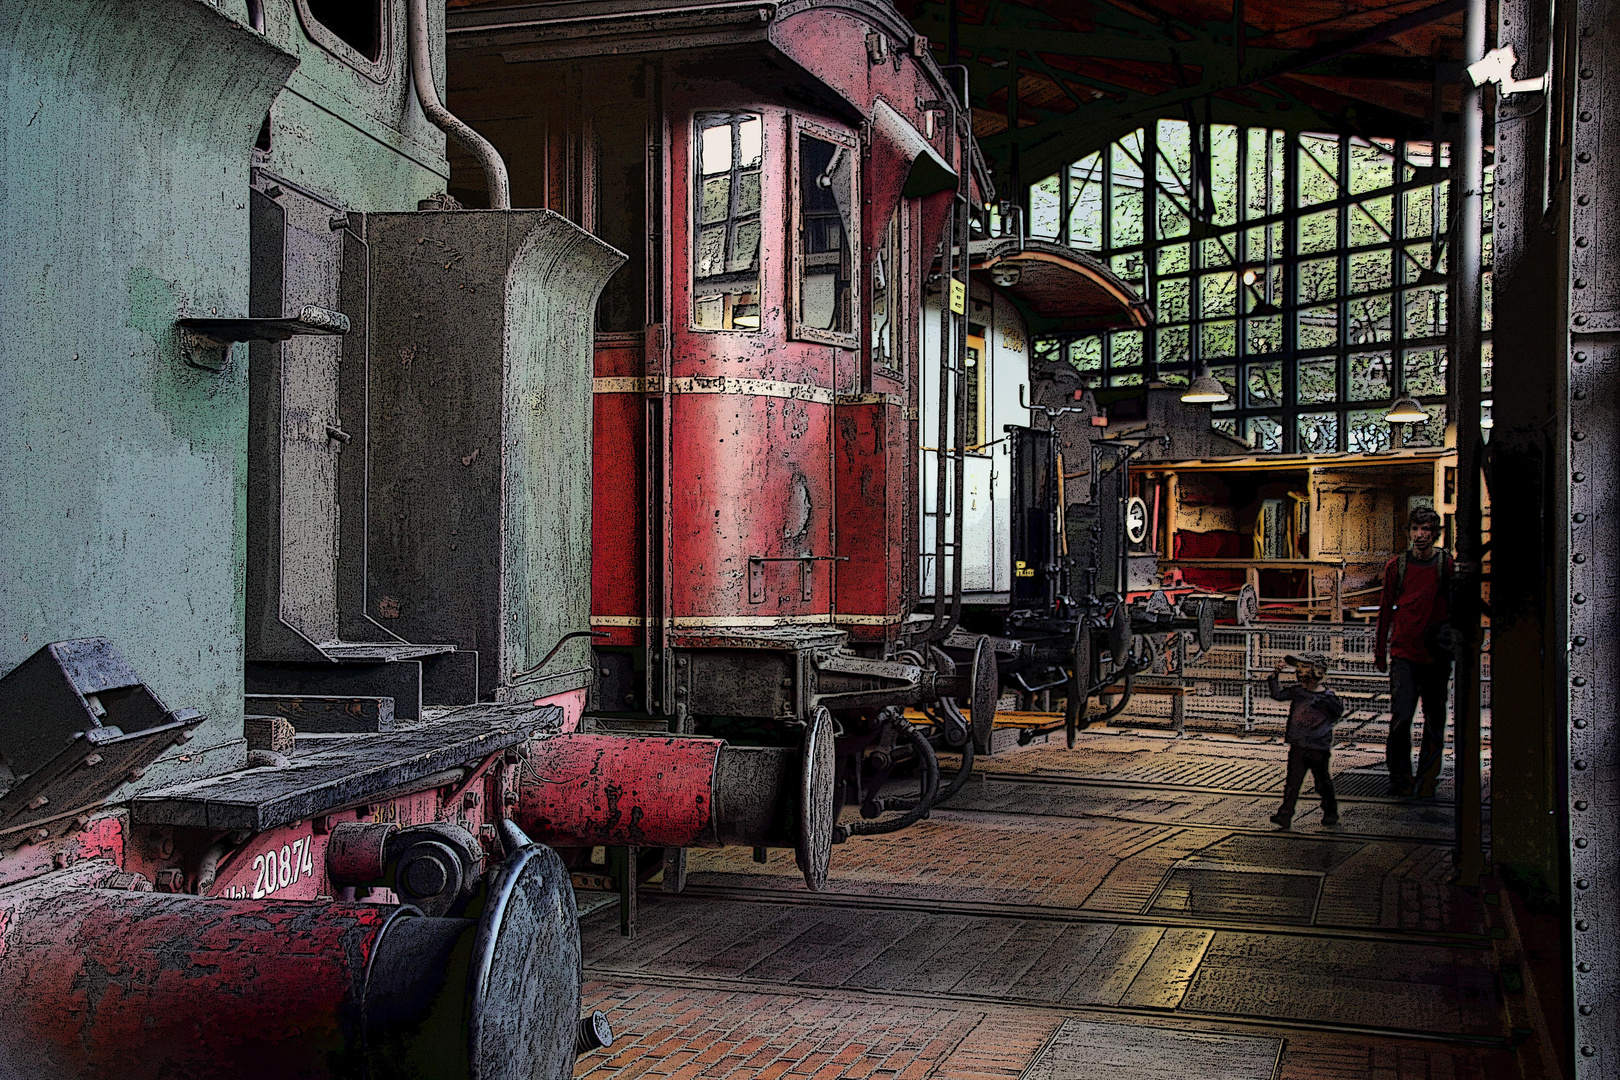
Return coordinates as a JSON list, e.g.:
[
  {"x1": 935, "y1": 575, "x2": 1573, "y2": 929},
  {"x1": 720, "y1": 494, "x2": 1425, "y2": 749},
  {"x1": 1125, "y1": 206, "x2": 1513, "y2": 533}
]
[{"x1": 1267, "y1": 659, "x2": 1292, "y2": 702}]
